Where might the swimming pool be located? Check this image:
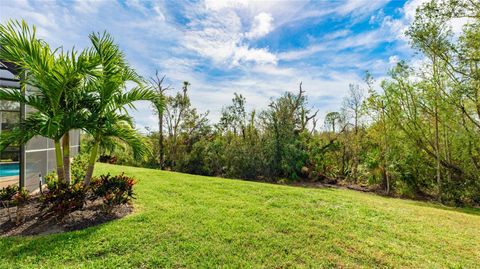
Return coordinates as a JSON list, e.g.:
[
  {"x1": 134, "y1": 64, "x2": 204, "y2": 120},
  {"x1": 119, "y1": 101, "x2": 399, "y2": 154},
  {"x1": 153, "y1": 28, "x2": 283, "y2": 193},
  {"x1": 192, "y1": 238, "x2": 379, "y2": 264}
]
[{"x1": 0, "y1": 163, "x2": 19, "y2": 177}]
